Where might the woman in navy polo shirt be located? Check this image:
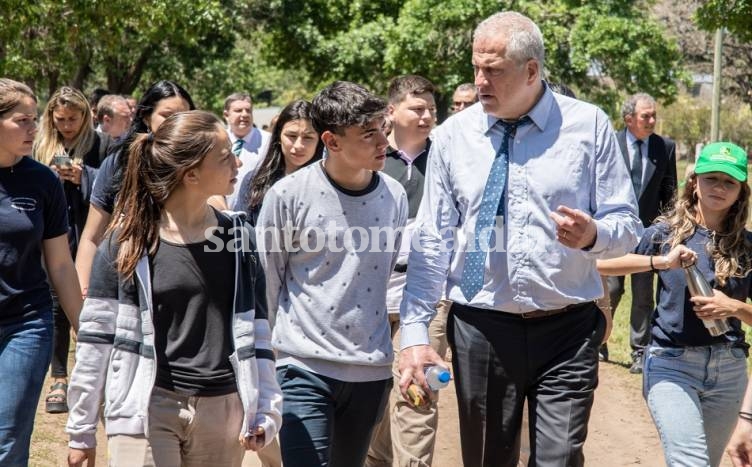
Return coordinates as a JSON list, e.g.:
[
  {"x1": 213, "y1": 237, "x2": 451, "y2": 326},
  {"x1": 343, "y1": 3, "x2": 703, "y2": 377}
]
[
  {"x1": 599, "y1": 142, "x2": 752, "y2": 467},
  {"x1": 0, "y1": 79, "x2": 83, "y2": 465}
]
